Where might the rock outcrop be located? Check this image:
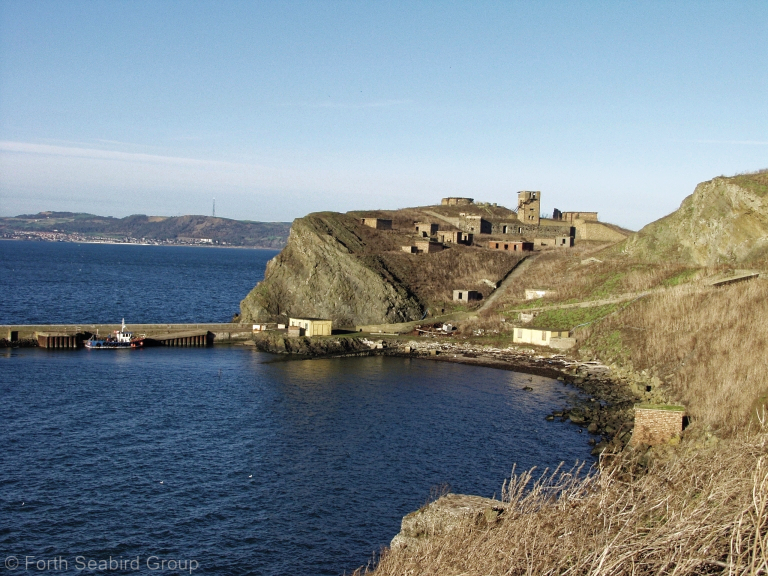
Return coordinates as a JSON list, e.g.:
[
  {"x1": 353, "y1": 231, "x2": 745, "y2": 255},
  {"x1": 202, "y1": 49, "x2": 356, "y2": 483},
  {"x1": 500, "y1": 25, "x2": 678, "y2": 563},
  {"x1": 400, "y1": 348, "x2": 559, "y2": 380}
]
[
  {"x1": 240, "y1": 212, "x2": 423, "y2": 327},
  {"x1": 251, "y1": 333, "x2": 374, "y2": 355},
  {"x1": 390, "y1": 493, "x2": 504, "y2": 550},
  {"x1": 623, "y1": 171, "x2": 768, "y2": 265}
]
